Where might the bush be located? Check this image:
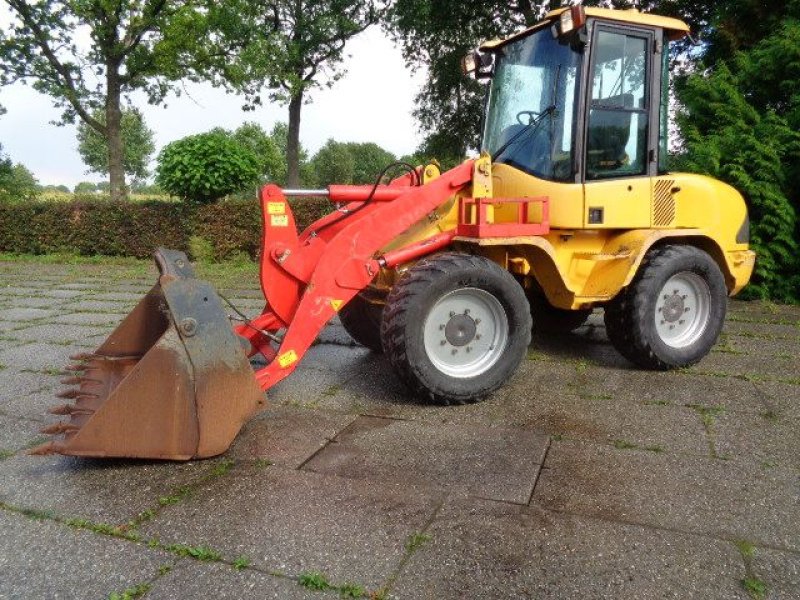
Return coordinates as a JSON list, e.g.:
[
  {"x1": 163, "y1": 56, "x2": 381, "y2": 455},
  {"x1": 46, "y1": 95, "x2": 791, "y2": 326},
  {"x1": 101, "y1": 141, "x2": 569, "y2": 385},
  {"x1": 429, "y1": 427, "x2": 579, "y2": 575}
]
[
  {"x1": 0, "y1": 195, "x2": 330, "y2": 260},
  {"x1": 156, "y1": 132, "x2": 261, "y2": 203}
]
